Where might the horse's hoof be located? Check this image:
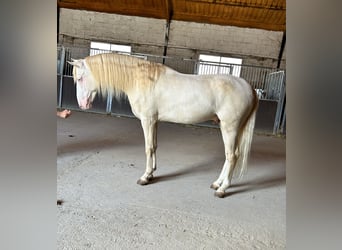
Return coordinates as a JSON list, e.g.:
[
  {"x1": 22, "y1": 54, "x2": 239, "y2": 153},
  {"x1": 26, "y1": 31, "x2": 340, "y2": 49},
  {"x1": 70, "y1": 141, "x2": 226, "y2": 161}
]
[
  {"x1": 214, "y1": 191, "x2": 225, "y2": 198},
  {"x1": 137, "y1": 178, "x2": 149, "y2": 185},
  {"x1": 146, "y1": 174, "x2": 153, "y2": 181},
  {"x1": 210, "y1": 183, "x2": 220, "y2": 190}
]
